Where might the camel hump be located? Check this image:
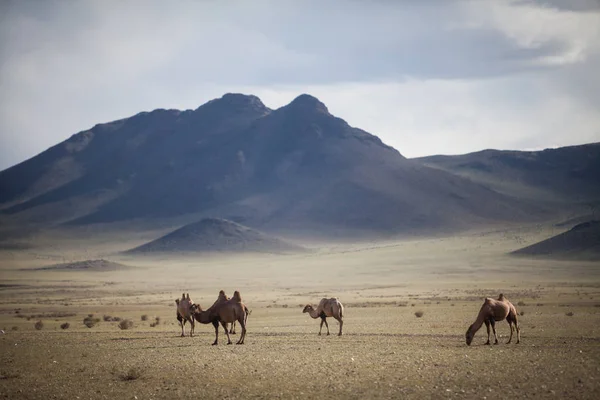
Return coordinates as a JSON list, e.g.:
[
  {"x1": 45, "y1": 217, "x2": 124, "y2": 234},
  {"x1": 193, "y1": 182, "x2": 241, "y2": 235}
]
[
  {"x1": 232, "y1": 291, "x2": 242, "y2": 302},
  {"x1": 175, "y1": 298, "x2": 180, "y2": 305},
  {"x1": 484, "y1": 297, "x2": 494, "y2": 304},
  {"x1": 498, "y1": 293, "x2": 505, "y2": 301}
]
